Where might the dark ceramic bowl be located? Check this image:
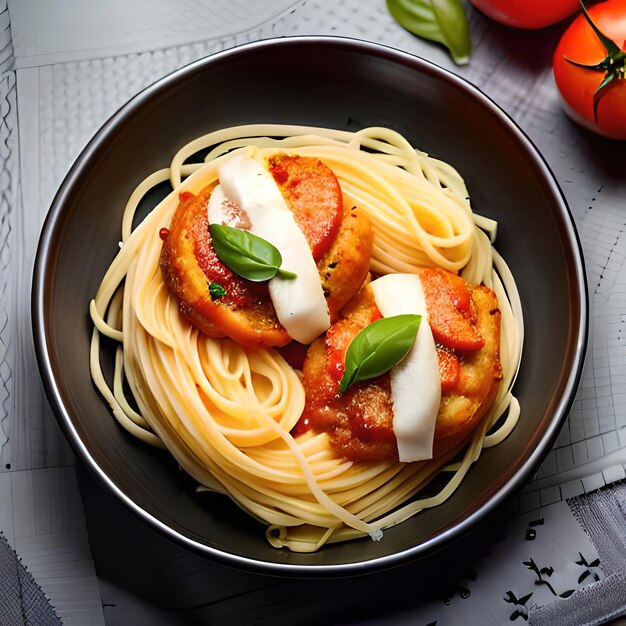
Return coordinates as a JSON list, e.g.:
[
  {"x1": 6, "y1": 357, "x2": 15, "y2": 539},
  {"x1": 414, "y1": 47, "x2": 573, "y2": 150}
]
[{"x1": 32, "y1": 37, "x2": 587, "y2": 576}]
